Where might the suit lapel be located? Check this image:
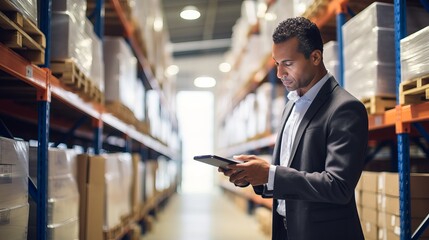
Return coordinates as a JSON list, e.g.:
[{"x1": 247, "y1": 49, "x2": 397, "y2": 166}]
[
  {"x1": 287, "y1": 77, "x2": 338, "y2": 167},
  {"x1": 273, "y1": 100, "x2": 294, "y2": 165}
]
